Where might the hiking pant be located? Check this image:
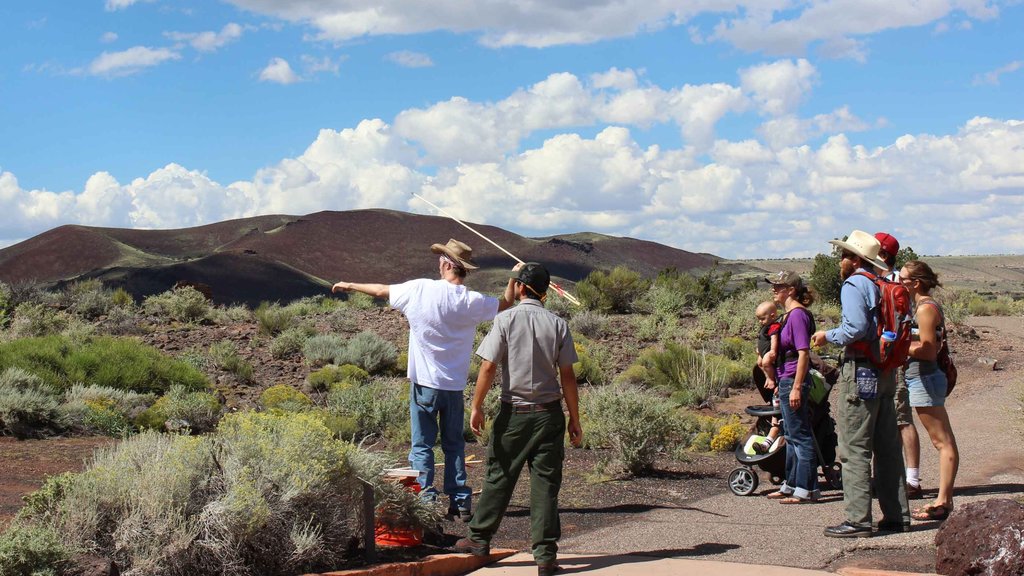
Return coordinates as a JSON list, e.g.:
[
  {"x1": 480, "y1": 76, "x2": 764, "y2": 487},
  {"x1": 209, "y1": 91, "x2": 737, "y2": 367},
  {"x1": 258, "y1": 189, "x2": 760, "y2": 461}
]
[
  {"x1": 836, "y1": 359, "x2": 910, "y2": 527},
  {"x1": 468, "y1": 403, "x2": 565, "y2": 565}
]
